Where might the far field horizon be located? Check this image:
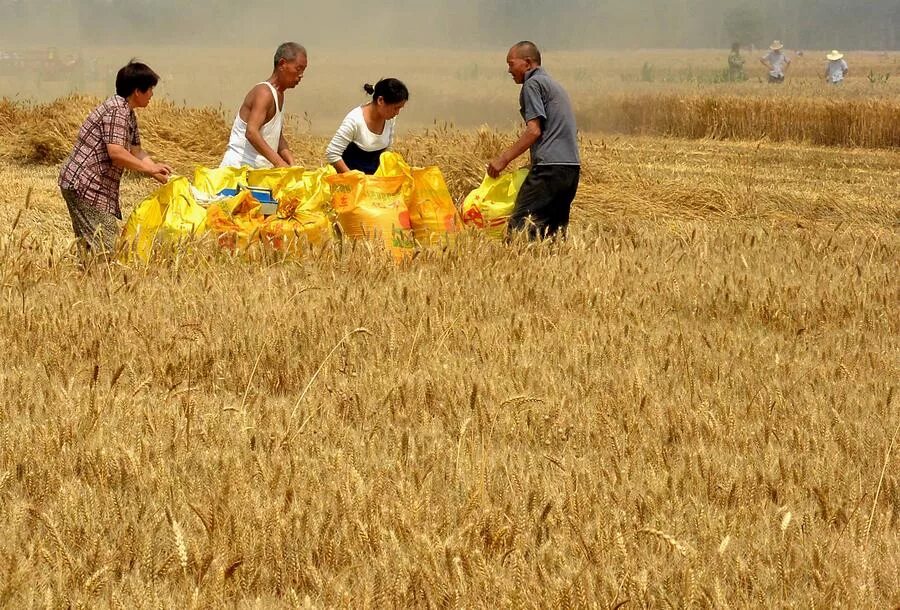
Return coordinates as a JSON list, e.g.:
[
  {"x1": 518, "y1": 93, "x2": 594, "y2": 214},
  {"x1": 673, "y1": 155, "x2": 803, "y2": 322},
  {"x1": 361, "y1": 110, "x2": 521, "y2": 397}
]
[{"x1": 2, "y1": 47, "x2": 897, "y2": 138}]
